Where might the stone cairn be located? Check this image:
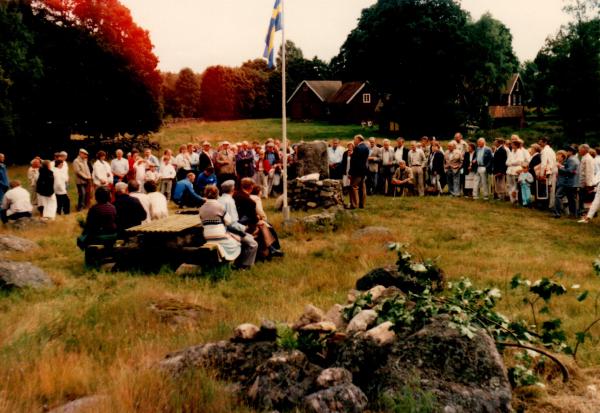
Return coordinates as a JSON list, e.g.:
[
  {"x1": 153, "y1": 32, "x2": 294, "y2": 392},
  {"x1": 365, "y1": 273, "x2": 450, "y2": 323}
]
[
  {"x1": 159, "y1": 257, "x2": 512, "y2": 413},
  {"x1": 289, "y1": 178, "x2": 343, "y2": 211},
  {"x1": 289, "y1": 140, "x2": 343, "y2": 211}
]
